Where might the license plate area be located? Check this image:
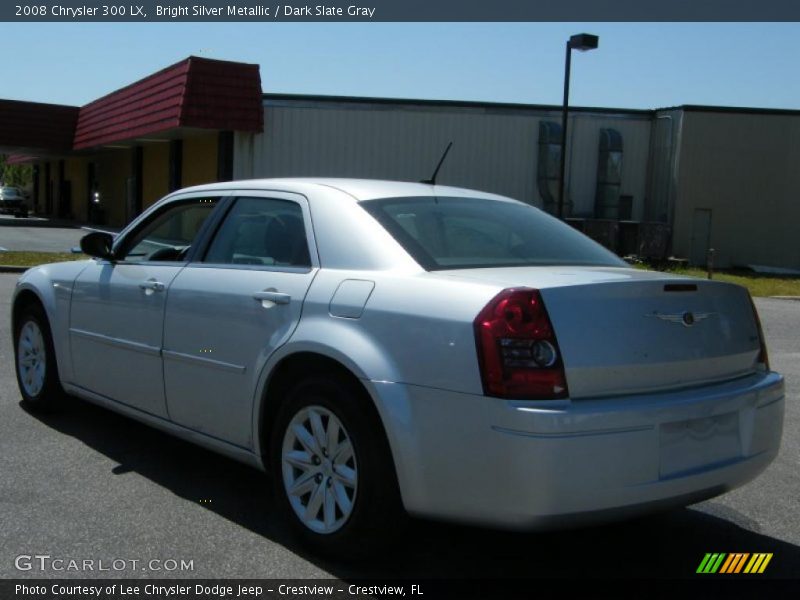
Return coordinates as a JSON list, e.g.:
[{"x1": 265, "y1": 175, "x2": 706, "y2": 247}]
[{"x1": 659, "y1": 411, "x2": 741, "y2": 478}]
